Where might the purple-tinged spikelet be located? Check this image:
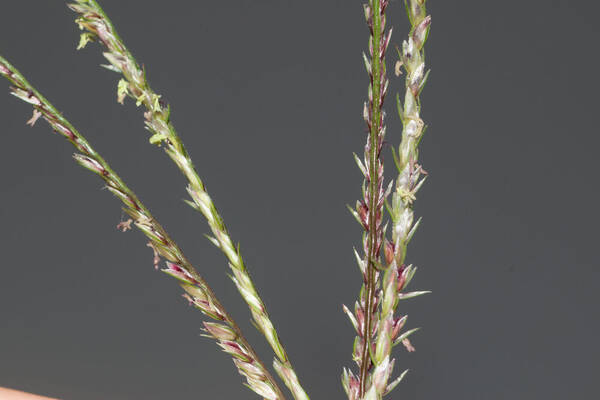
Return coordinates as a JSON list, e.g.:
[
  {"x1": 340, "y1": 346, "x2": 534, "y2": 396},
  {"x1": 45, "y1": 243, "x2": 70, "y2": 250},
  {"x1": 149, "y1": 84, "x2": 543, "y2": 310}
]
[
  {"x1": 0, "y1": 53, "x2": 287, "y2": 400},
  {"x1": 67, "y1": 3, "x2": 308, "y2": 397},
  {"x1": 345, "y1": 0, "x2": 431, "y2": 398}
]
